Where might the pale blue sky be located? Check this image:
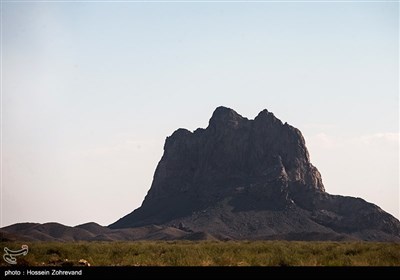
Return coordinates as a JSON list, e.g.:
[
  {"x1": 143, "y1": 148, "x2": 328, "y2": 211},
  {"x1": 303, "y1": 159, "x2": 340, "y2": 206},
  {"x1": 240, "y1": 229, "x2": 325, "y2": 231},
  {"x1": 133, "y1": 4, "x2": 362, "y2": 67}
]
[{"x1": 1, "y1": 1, "x2": 399, "y2": 227}]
